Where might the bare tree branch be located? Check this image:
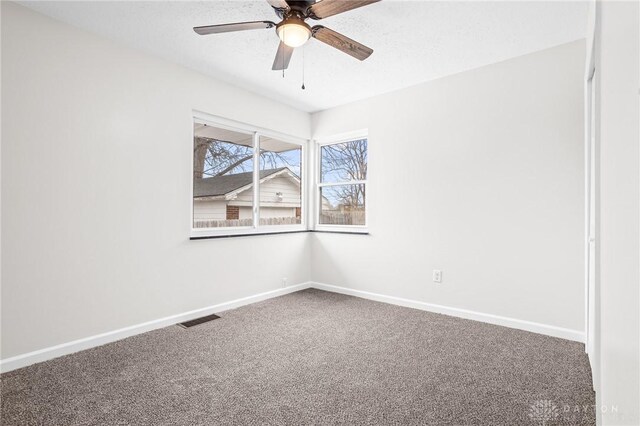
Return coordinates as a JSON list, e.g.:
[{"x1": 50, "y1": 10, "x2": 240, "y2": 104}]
[
  {"x1": 212, "y1": 154, "x2": 254, "y2": 177},
  {"x1": 194, "y1": 137, "x2": 299, "y2": 179},
  {"x1": 321, "y1": 139, "x2": 367, "y2": 208}
]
